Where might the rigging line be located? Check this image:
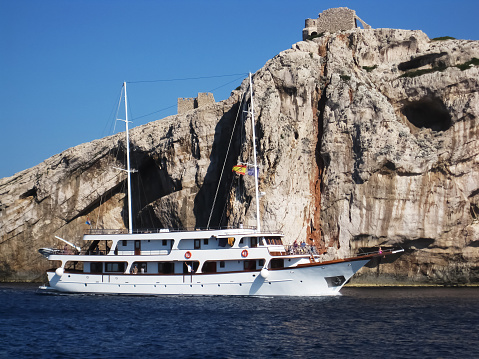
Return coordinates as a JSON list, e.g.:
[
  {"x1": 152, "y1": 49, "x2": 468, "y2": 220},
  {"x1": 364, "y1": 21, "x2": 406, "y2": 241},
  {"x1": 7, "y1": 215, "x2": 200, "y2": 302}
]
[
  {"x1": 131, "y1": 75, "x2": 246, "y2": 122},
  {"x1": 132, "y1": 104, "x2": 176, "y2": 121},
  {"x1": 218, "y1": 178, "x2": 236, "y2": 228},
  {"x1": 127, "y1": 73, "x2": 249, "y2": 84},
  {"x1": 206, "y1": 89, "x2": 247, "y2": 229},
  {"x1": 206, "y1": 75, "x2": 246, "y2": 93},
  {"x1": 101, "y1": 86, "x2": 123, "y2": 139},
  {"x1": 113, "y1": 84, "x2": 125, "y2": 134}
]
